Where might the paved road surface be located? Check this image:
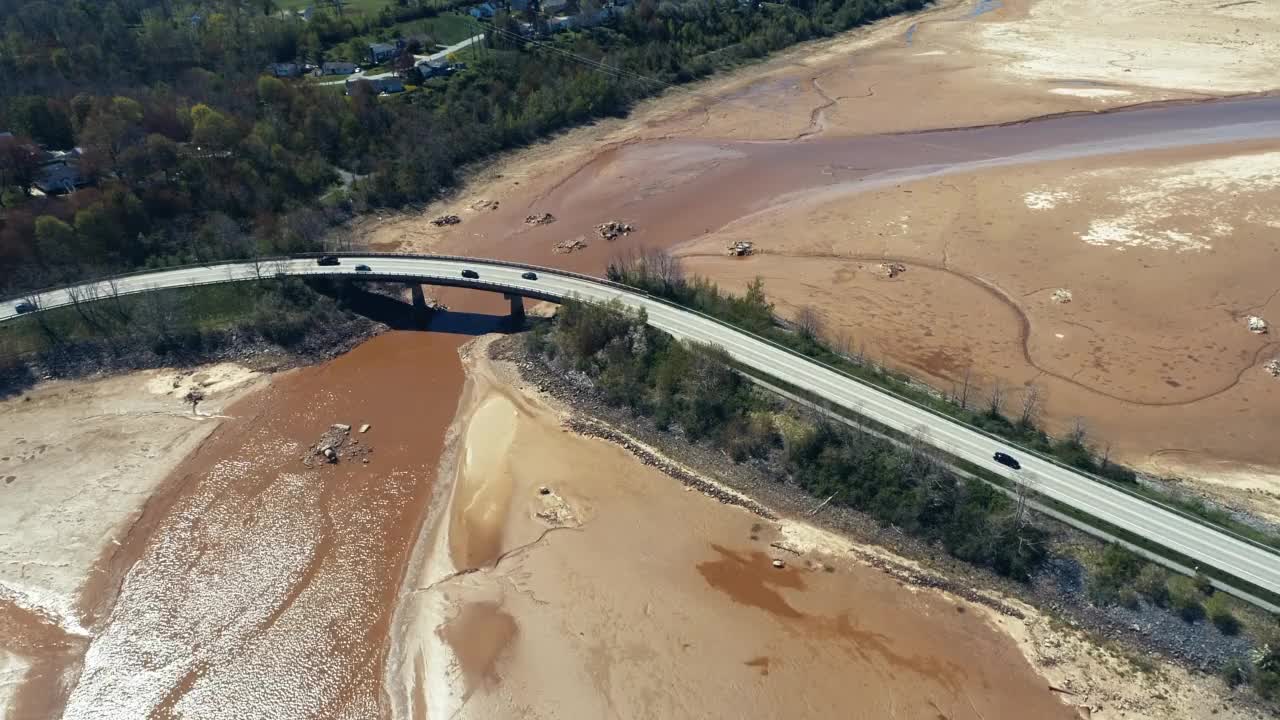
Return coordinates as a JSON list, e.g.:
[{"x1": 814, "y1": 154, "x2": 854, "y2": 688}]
[
  {"x1": 4, "y1": 255, "x2": 1278, "y2": 603},
  {"x1": 318, "y1": 34, "x2": 485, "y2": 86}
]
